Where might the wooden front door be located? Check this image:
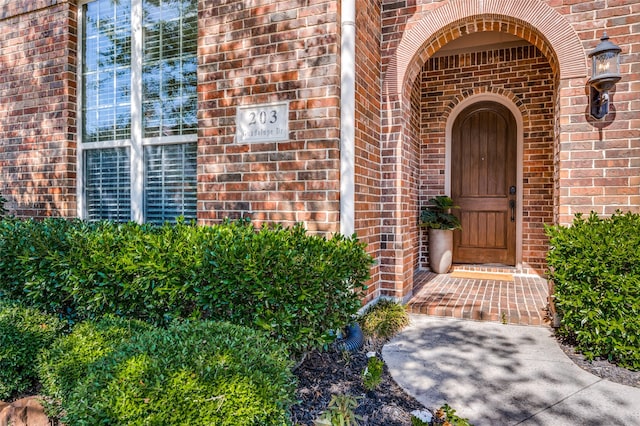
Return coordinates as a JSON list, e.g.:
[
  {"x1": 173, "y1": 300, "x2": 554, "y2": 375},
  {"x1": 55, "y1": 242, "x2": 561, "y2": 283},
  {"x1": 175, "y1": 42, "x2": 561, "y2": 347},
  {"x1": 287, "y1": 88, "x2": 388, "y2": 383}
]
[{"x1": 451, "y1": 101, "x2": 517, "y2": 265}]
